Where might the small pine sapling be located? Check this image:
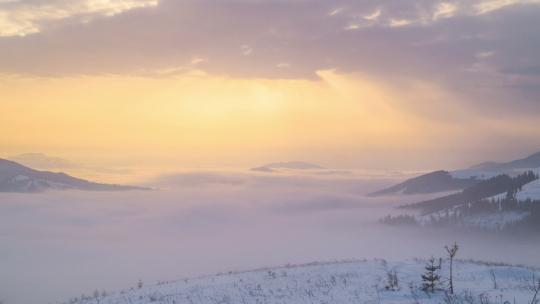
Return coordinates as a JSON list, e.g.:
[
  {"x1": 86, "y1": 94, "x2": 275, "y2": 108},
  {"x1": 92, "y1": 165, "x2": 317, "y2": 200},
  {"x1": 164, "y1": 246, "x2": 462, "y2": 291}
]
[{"x1": 422, "y1": 257, "x2": 441, "y2": 293}]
